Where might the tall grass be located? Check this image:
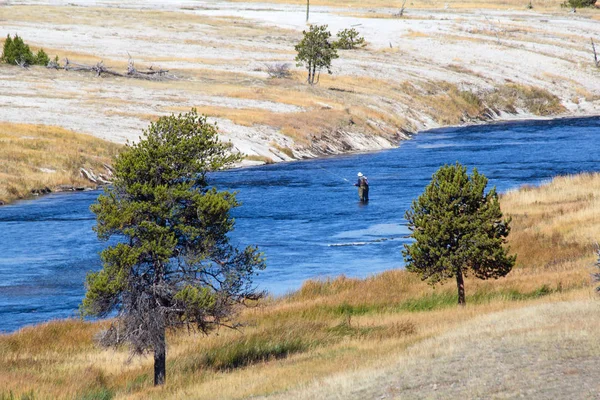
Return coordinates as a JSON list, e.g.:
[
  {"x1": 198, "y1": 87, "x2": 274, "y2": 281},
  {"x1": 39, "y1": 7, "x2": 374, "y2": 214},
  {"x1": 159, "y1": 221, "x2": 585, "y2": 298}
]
[{"x1": 0, "y1": 123, "x2": 121, "y2": 204}]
